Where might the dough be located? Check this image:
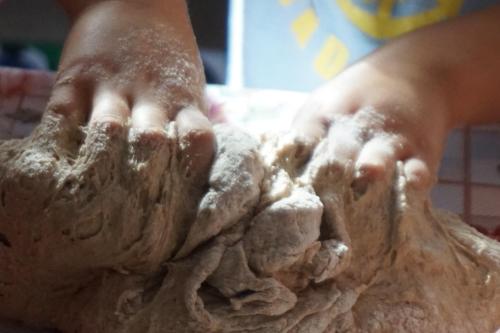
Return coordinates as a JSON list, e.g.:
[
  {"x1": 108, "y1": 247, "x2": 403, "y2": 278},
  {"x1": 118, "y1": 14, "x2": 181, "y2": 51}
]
[{"x1": 0, "y1": 111, "x2": 499, "y2": 333}]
